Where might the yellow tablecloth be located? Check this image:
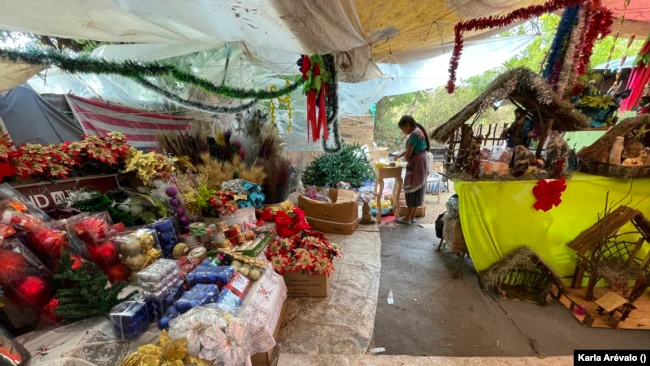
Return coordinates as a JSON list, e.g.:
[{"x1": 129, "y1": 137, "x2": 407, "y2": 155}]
[{"x1": 455, "y1": 172, "x2": 650, "y2": 279}]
